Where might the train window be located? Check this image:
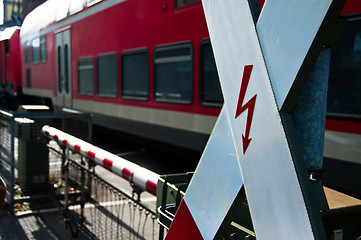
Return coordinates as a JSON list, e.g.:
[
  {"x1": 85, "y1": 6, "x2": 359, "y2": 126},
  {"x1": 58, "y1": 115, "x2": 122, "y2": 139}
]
[
  {"x1": 69, "y1": 0, "x2": 84, "y2": 15},
  {"x1": 40, "y1": 35, "x2": 46, "y2": 63},
  {"x1": 26, "y1": 69, "x2": 31, "y2": 88},
  {"x1": 97, "y1": 53, "x2": 118, "y2": 98},
  {"x1": 57, "y1": 46, "x2": 62, "y2": 93},
  {"x1": 328, "y1": 18, "x2": 361, "y2": 117},
  {"x1": 200, "y1": 41, "x2": 223, "y2": 107},
  {"x1": 121, "y1": 50, "x2": 149, "y2": 100},
  {"x1": 64, "y1": 45, "x2": 70, "y2": 94},
  {"x1": 175, "y1": 0, "x2": 200, "y2": 7},
  {"x1": 86, "y1": 0, "x2": 102, "y2": 7},
  {"x1": 56, "y1": 0, "x2": 70, "y2": 21},
  {"x1": 154, "y1": 43, "x2": 193, "y2": 104},
  {"x1": 32, "y1": 37, "x2": 40, "y2": 64},
  {"x1": 78, "y1": 57, "x2": 94, "y2": 96},
  {"x1": 4, "y1": 40, "x2": 9, "y2": 55},
  {"x1": 57, "y1": 47, "x2": 62, "y2": 92},
  {"x1": 25, "y1": 41, "x2": 30, "y2": 64}
]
